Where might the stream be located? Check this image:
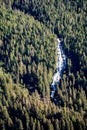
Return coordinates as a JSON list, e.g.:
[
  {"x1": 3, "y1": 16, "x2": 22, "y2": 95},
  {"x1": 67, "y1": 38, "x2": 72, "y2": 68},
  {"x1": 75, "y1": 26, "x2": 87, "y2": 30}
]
[{"x1": 50, "y1": 38, "x2": 66, "y2": 99}]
